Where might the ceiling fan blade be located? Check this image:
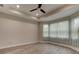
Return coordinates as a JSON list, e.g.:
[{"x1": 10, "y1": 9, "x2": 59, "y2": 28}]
[
  {"x1": 40, "y1": 9, "x2": 46, "y2": 13},
  {"x1": 38, "y1": 4, "x2": 42, "y2": 8},
  {"x1": 30, "y1": 8, "x2": 37, "y2": 12}
]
